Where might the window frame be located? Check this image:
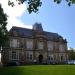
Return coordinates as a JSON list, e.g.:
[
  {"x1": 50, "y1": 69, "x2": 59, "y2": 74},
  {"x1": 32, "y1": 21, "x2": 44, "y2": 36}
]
[
  {"x1": 26, "y1": 51, "x2": 33, "y2": 60},
  {"x1": 47, "y1": 41, "x2": 53, "y2": 51},
  {"x1": 10, "y1": 39, "x2": 19, "y2": 48},
  {"x1": 26, "y1": 39, "x2": 33, "y2": 49},
  {"x1": 38, "y1": 41, "x2": 44, "y2": 49},
  {"x1": 59, "y1": 44, "x2": 65, "y2": 52},
  {"x1": 9, "y1": 51, "x2": 19, "y2": 61}
]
